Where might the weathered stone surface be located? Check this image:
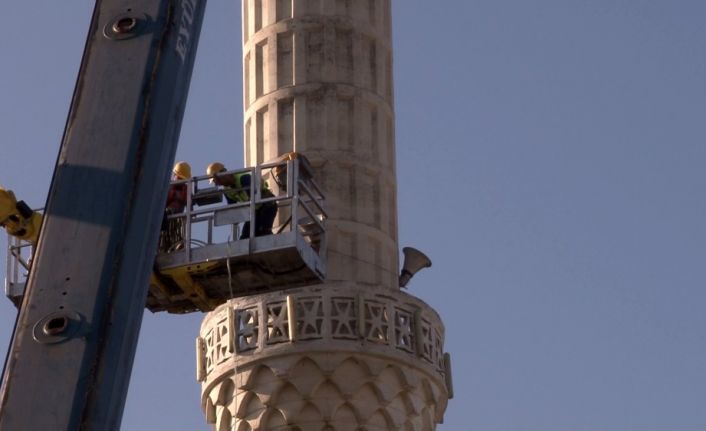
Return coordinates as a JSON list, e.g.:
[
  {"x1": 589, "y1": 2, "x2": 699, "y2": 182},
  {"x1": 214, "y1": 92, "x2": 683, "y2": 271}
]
[
  {"x1": 242, "y1": 0, "x2": 398, "y2": 289},
  {"x1": 197, "y1": 2, "x2": 451, "y2": 429}
]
